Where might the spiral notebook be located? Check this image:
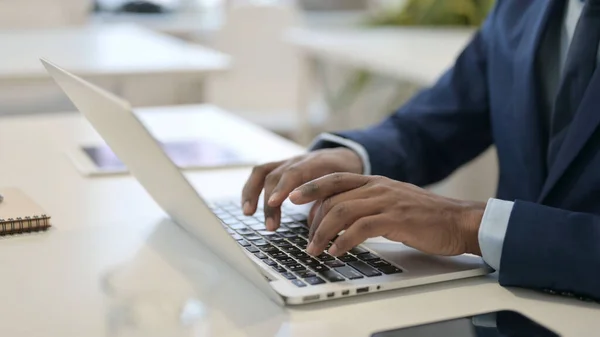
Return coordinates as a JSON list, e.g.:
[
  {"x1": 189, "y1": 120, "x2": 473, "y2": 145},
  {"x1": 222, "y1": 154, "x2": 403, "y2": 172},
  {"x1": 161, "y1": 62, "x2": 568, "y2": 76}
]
[{"x1": 0, "y1": 188, "x2": 51, "y2": 235}]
